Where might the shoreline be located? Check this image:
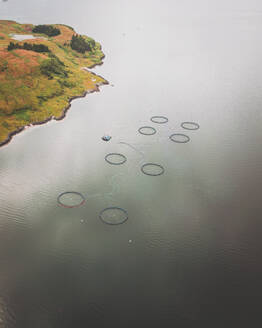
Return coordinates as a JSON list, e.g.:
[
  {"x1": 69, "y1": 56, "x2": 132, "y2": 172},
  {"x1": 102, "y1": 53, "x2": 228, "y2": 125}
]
[
  {"x1": 0, "y1": 20, "x2": 109, "y2": 149},
  {"x1": 0, "y1": 71, "x2": 109, "y2": 148}
]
